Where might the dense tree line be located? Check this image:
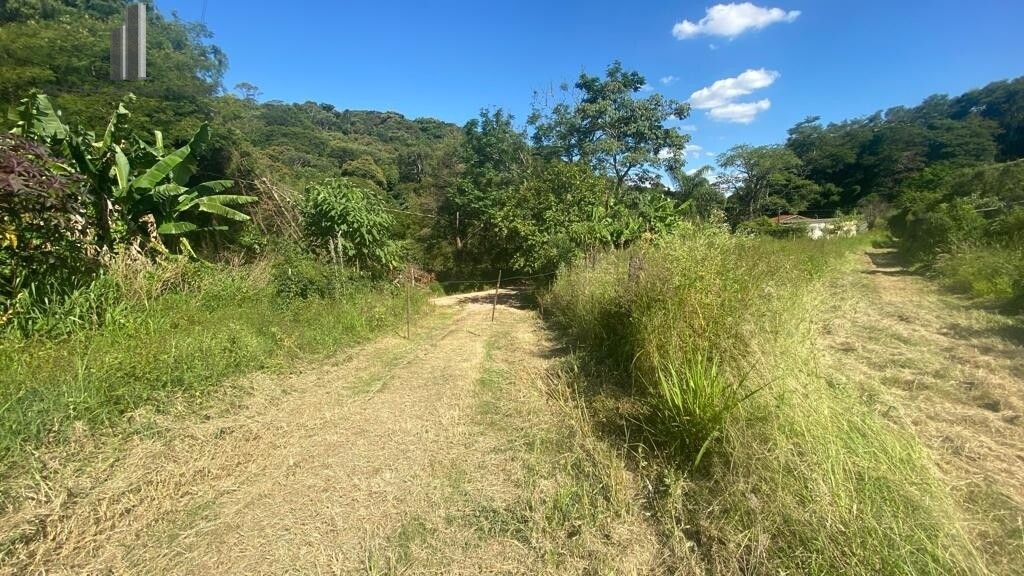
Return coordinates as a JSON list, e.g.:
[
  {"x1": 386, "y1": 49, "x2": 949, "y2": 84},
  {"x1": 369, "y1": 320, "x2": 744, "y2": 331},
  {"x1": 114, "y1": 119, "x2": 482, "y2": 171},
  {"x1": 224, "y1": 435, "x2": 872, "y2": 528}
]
[
  {"x1": 783, "y1": 78, "x2": 1024, "y2": 214},
  {"x1": 1, "y1": 1, "x2": 702, "y2": 316},
  {"x1": 3, "y1": 0, "x2": 1022, "y2": 316}
]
